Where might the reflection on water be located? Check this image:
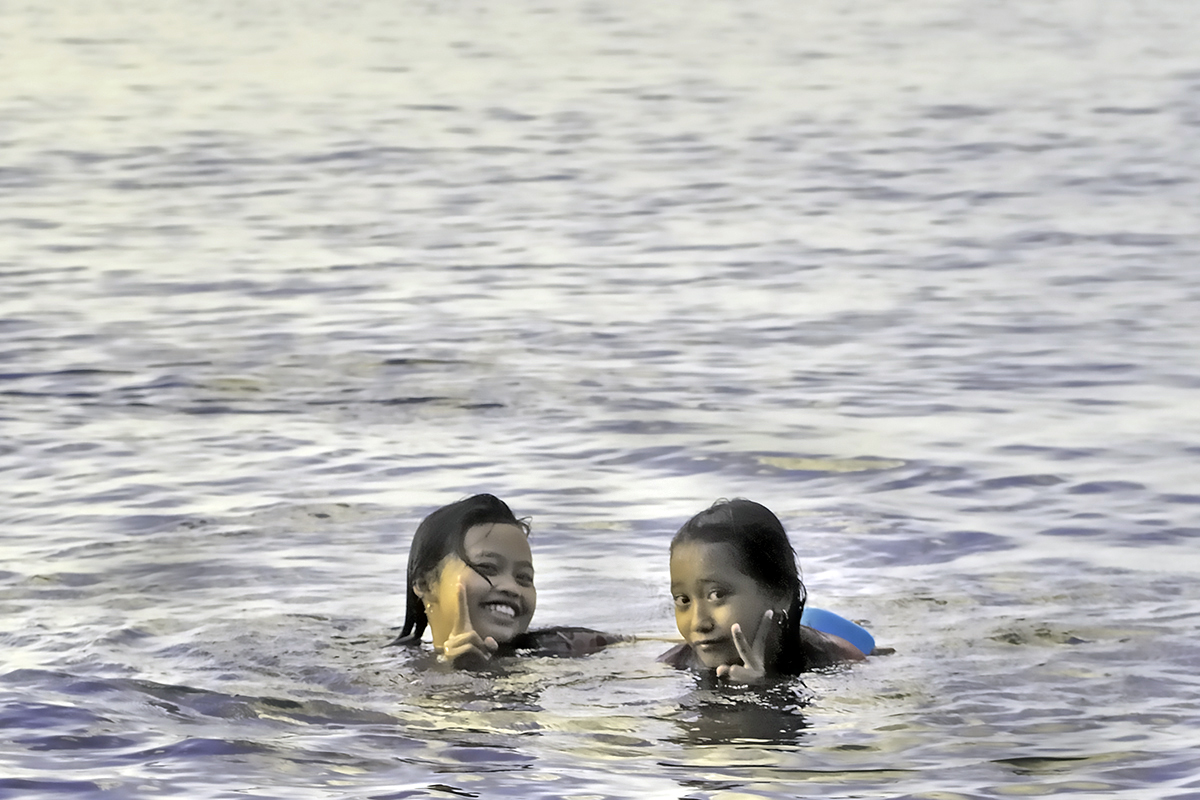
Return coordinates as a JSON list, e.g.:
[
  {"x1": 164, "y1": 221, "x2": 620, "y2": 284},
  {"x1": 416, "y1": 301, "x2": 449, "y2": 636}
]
[
  {"x1": 667, "y1": 679, "x2": 813, "y2": 746},
  {"x1": 4, "y1": 0, "x2": 1200, "y2": 796}
]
